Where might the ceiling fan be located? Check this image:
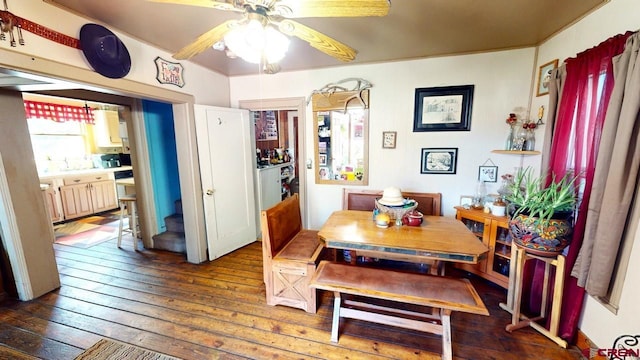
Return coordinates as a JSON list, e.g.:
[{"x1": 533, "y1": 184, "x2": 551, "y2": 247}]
[{"x1": 150, "y1": 0, "x2": 390, "y2": 68}]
